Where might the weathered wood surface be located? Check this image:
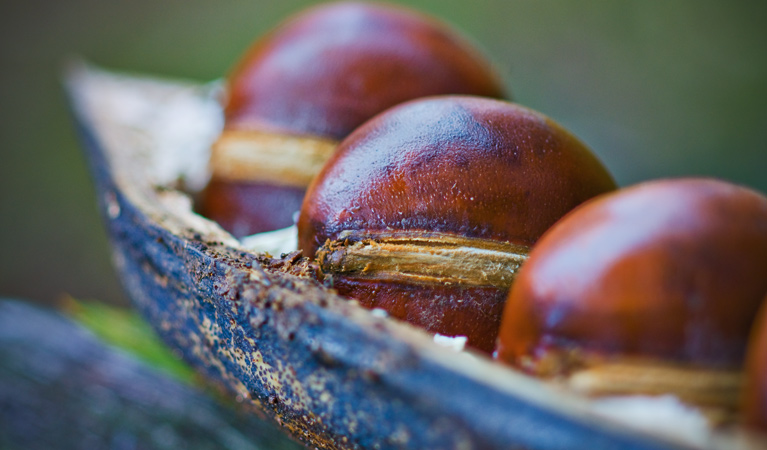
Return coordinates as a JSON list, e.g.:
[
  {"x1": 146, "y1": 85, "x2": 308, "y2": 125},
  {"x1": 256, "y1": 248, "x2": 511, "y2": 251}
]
[
  {"x1": 65, "y1": 64, "x2": 759, "y2": 450},
  {"x1": 0, "y1": 299, "x2": 304, "y2": 450}
]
